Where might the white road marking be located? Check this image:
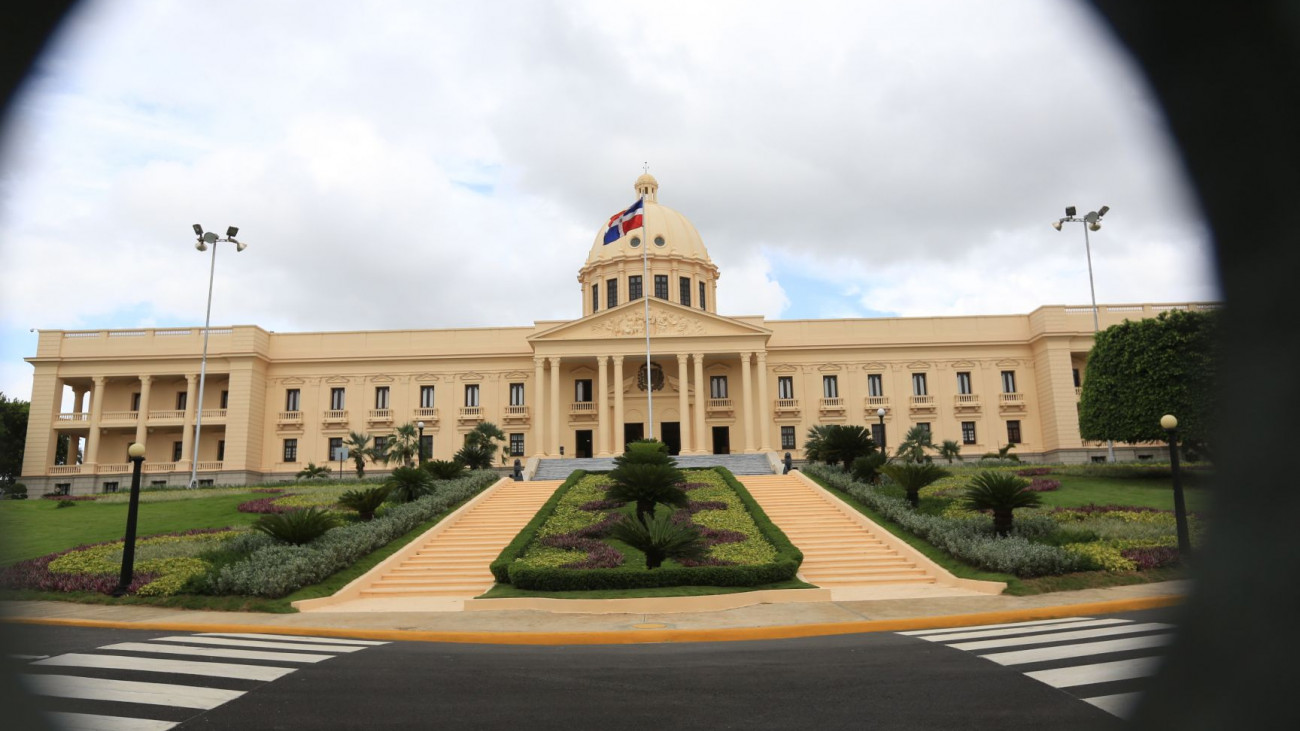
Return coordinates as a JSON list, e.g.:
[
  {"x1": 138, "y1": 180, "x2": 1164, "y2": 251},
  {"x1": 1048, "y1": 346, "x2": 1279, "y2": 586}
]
[
  {"x1": 197, "y1": 632, "x2": 387, "y2": 646},
  {"x1": 949, "y1": 622, "x2": 1175, "y2": 651},
  {"x1": 1025, "y1": 656, "x2": 1163, "y2": 689},
  {"x1": 980, "y1": 633, "x2": 1174, "y2": 666},
  {"x1": 10, "y1": 654, "x2": 51, "y2": 660},
  {"x1": 899, "y1": 617, "x2": 1101, "y2": 636},
  {"x1": 914, "y1": 618, "x2": 1131, "y2": 642},
  {"x1": 99, "y1": 642, "x2": 334, "y2": 664},
  {"x1": 1083, "y1": 692, "x2": 1144, "y2": 719},
  {"x1": 22, "y1": 674, "x2": 244, "y2": 709},
  {"x1": 148, "y1": 636, "x2": 363, "y2": 653},
  {"x1": 35, "y1": 653, "x2": 296, "y2": 681},
  {"x1": 45, "y1": 711, "x2": 178, "y2": 730}
]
